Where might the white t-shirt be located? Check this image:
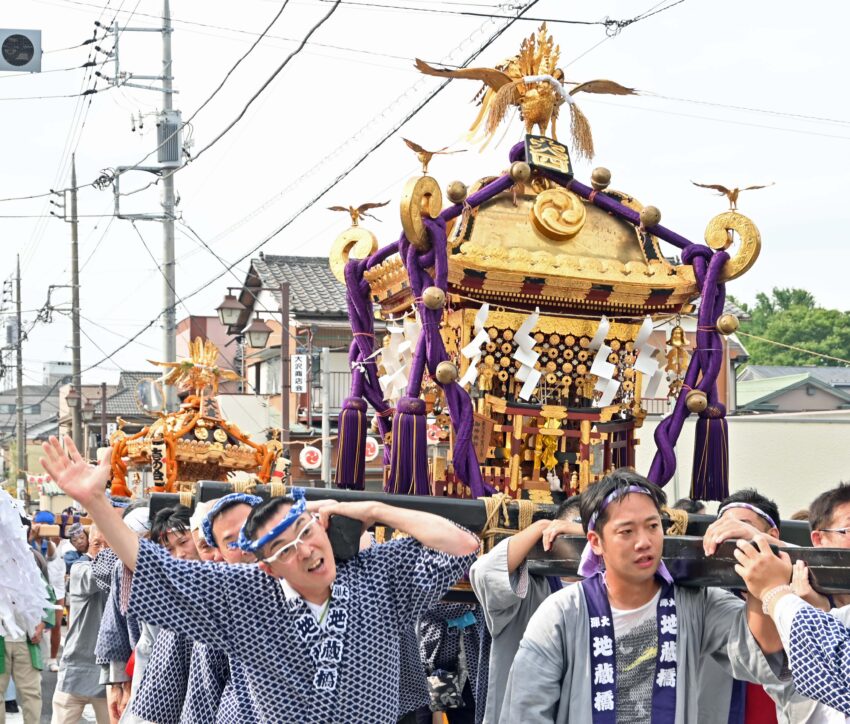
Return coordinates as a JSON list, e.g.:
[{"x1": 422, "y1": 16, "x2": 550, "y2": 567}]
[
  {"x1": 279, "y1": 578, "x2": 329, "y2": 621},
  {"x1": 610, "y1": 588, "x2": 661, "y2": 638}
]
